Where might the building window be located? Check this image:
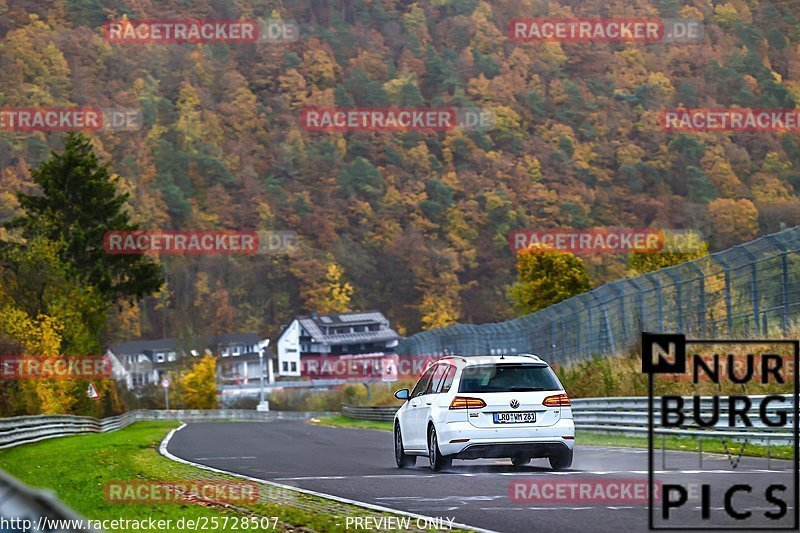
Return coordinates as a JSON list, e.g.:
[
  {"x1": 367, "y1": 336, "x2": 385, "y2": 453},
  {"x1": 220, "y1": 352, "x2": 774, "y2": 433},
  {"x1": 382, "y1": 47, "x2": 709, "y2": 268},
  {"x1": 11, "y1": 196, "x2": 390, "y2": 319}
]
[
  {"x1": 156, "y1": 353, "x2": 165, "y2": 363},
  {"x1": 282, "y1": 361, "x2": 288, "y2": 371},
  {"x1": 290, "y1": 362, "x2": 297, "y2": 372}
]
